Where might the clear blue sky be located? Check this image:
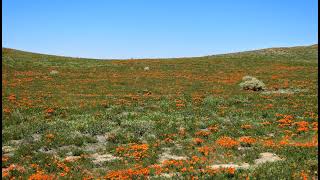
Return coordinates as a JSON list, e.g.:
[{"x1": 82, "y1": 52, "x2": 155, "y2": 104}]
[{"x1": 2, "y1": 0, "x2": 318, "y2": 59}]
